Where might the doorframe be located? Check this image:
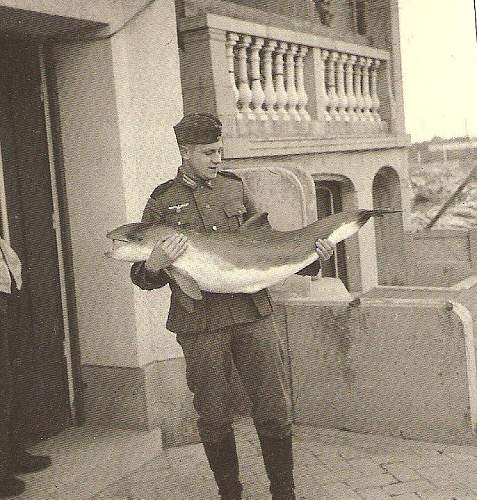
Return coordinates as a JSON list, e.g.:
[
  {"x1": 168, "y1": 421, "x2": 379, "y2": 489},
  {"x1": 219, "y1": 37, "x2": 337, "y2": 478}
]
[
  {"x1": 0, "y1": 141, "x2": 10, "y2": 243},
  {"x1": 38, "y1": 44, "x2": 84, "y2": 425},
  {"x1": 314, "y1": 178, "x2": 350, "y2": 289}
]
